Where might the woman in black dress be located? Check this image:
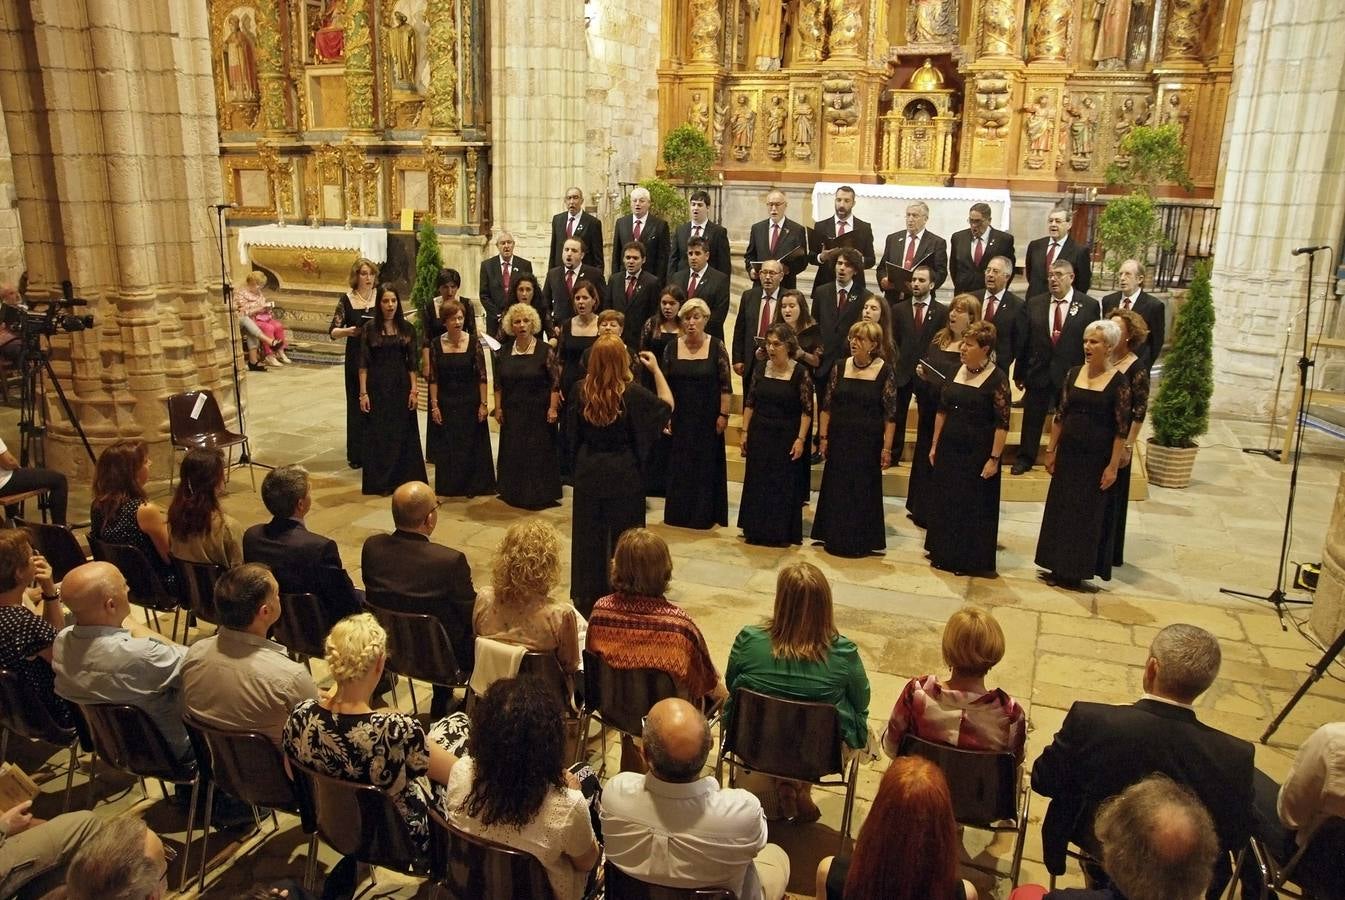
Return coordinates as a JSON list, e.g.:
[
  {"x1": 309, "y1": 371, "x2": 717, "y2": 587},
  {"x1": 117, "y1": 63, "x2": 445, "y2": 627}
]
[
  {"x1": 426, "y1": 298, "x2": 496, "y2": 498},
  {"x1": 907, "y1": 294, "x2": 981, "y2": 529},
  {"x1": 857, "y1": 292, "x2": 897, "y2": 363},
  {"x1": 1035, "y1": 319, "x2": 1132, "y2": 588},
  {"x1": 811, "y1": 321, "x2": 899, "y2": 557},
  {"x1": 638, "y1": 286, "x2": 684, "y2": 497},
  {"x1": 925, "y1": 321, "x2": 1010, "y2": 575},
  {"x1": 778, "y1": 289, "x2": 822, "y2": 497},
  {"x1": 493, "y1": 302, "x2": 562, "y2": 510},
  {"x1": 509, "y1": 271, "x2": 546, "y2": 338},
  {"x1": 555, "y1": 280, "x2": 601, "y2": 483},
  {"x1": 330, "y1": 257, "x2": 378, "y2": 469},
  {"x1": 358, "y1": 285, "x2": 427, "y2": 495},
  {"x1": 1106, "y1": 308, "x2": 1151, "y2": 567},
  {"x1": 738, "y1": 323, "x2": 814, "y2": 546},
  {"x1": 567, "y1": 335, "x2": 673, "y2": 616},
  {"x1": 423, "y1": 269, "x2": 477, "y2": 460},
  {"x1": 662, "y1": 297, "x2": 731, "y2": 530}
]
